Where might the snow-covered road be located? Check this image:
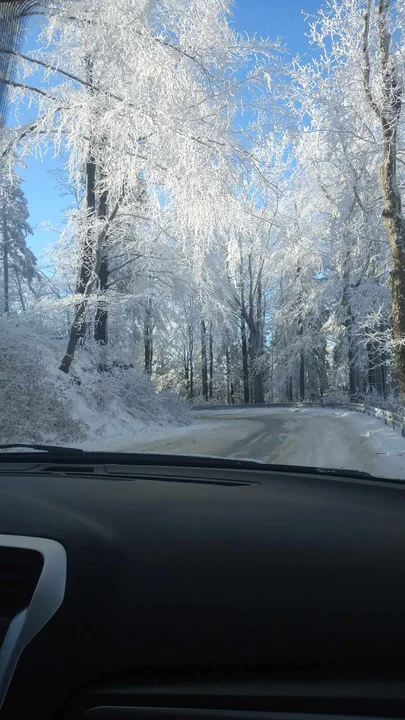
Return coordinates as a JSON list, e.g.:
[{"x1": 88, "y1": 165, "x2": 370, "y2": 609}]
[{"x1": 118, "y1": 407, "x2": 405, "y2": 480}]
